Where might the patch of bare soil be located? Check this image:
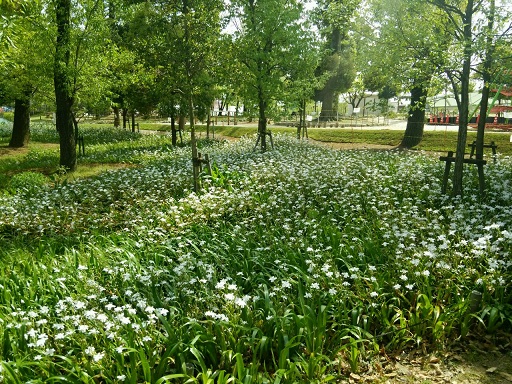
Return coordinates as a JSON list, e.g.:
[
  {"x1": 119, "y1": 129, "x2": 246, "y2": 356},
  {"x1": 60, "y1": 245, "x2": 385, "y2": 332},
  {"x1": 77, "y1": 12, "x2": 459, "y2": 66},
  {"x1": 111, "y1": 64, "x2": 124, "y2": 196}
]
[
  {"x1": 0, "y1": 145, "x2": 30, "y2": 157},
  {"x1": 352, "y1": 349, "x2": 512, "y2": 383}
]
